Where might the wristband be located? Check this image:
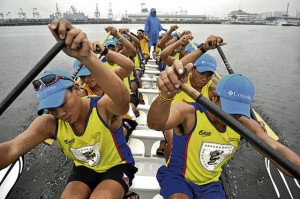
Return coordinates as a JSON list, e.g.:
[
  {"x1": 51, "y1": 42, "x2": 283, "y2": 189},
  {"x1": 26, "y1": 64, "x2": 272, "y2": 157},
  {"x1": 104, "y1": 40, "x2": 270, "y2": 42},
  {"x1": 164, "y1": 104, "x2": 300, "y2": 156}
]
[
  {"x1": 159, "y1": 92, "x2": 174, "y2": 102},
  {"x1": 100, "y1": 47, "x2": 109, "y2": 56},
  {"x1": 197, "y1": 43, "x2": 207, "y2": 54}
]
